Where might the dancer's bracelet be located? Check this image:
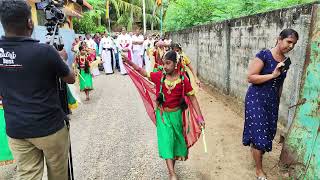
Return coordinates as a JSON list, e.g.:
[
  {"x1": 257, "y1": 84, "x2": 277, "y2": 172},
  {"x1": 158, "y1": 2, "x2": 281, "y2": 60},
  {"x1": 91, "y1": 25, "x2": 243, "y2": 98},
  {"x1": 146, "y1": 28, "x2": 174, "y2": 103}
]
[{"x1": 196, "y1": 115, "x2": 204, "y2": 123}]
